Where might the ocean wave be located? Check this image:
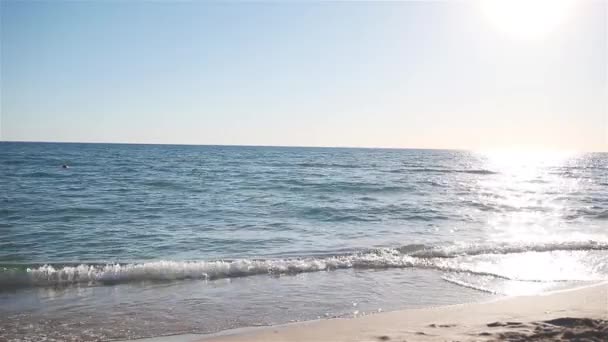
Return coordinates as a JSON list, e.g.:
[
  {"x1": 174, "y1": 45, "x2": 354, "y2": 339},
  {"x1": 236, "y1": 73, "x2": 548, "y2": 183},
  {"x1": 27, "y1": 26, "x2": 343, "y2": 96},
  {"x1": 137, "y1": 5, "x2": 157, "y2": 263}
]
[
  {"x1": 0, "y1": 254, "x2": 504, "y2": 289},
  {"x1": 299, "y1": 207, "x2": 380, "y2": 222},
  {"x1": 20, "y1": 171, "x2": 66, "y2": 178},
  {"x1": 389, "y1": 168, "x2": 498, "y2": 175},
  {"x1": 408, "y1": 241, "x2": 608, "y2": 258},
  {"x1": 440, "y1": 274, "x2": 498, "y2": 294},
  {"x1": 285, "y1": 180, "x2": 408, "y2": 194},
  {"x1": 2, "y1": 241, "x2": 607, "y2": 289},
  {"x1": 0, "y1": 251, "x2": 417, "y2": 288},
  {"x1": 33, "y1": 207, "x2": 110, "y2": 216},
  {"x1": 294, "y1": 162, "x2": 361, "y2": 169},
  {"x1": 141, "y1": 180, "x2": 188, "y2": 190}
]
